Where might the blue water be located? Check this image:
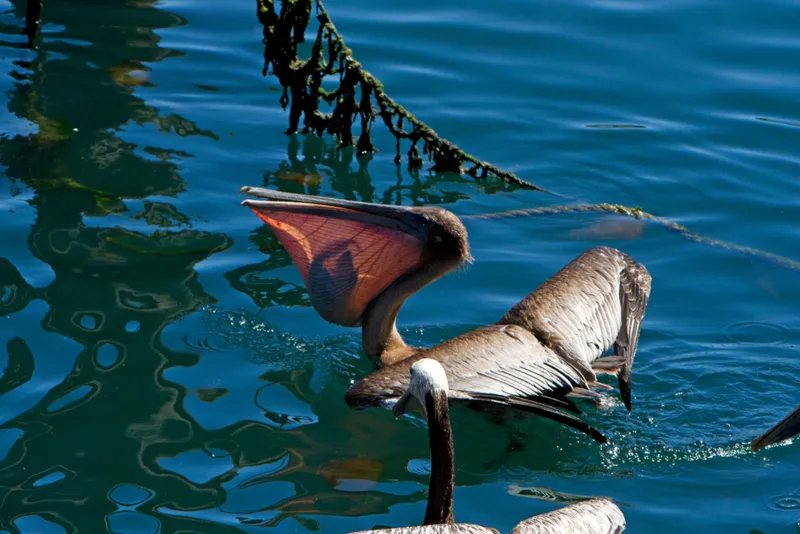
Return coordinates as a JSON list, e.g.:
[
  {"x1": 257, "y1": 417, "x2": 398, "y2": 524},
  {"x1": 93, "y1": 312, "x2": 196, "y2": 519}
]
[{"x1": 1, "y1": 0, "x2": 800, "y2": 532}]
